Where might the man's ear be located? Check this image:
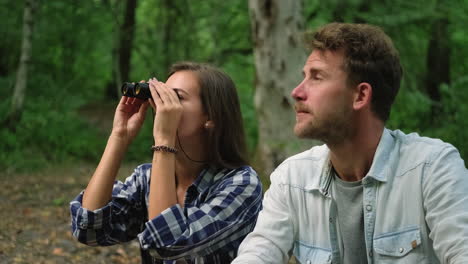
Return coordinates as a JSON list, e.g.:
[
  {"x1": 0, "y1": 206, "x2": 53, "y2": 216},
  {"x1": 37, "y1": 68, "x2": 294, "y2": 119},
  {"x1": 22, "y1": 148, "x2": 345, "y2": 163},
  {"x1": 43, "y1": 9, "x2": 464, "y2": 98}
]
[{"x1": 353, "y1": 82, "x2": 372, "y2": 111}]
